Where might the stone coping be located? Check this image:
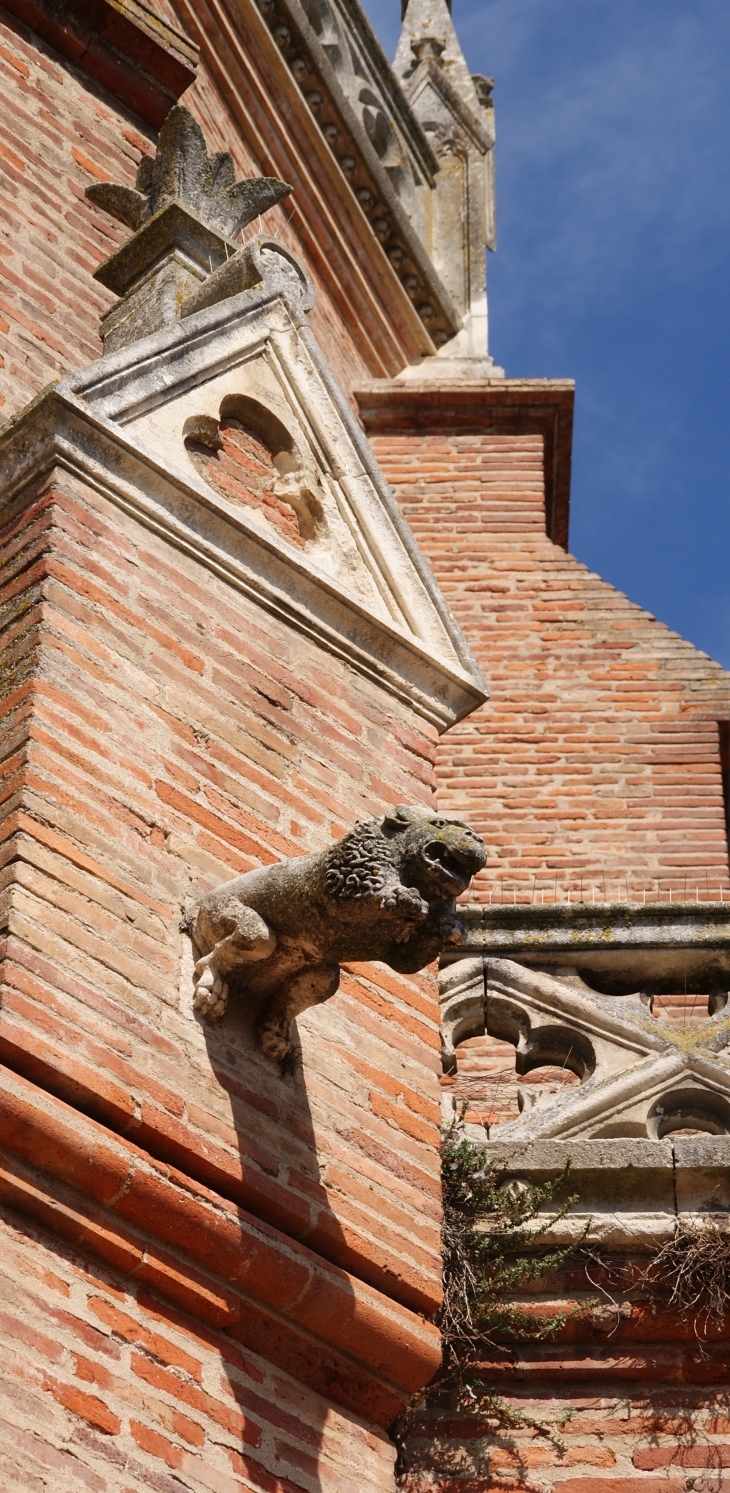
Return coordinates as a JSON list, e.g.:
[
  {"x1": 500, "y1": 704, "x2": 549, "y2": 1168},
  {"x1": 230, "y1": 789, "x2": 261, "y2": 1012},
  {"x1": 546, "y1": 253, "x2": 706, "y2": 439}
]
[
  {"x1": 442, "y1": 903, "x2": 730, "y2": 989},
  {"x1": 451, "y1": 902, "x2": 730, "y2": 951}
]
